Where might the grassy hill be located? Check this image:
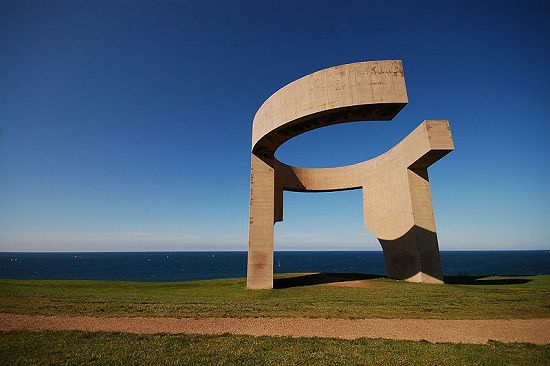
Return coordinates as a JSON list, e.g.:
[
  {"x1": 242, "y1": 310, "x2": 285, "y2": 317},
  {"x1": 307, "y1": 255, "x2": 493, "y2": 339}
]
[
  {"x1": 1, "y1": 273, "x2": 549, "y2": 319},
  {"x1": 2, "y1": 331, "x2": 550, "y2": 366}
]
